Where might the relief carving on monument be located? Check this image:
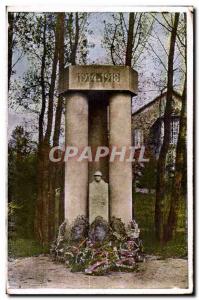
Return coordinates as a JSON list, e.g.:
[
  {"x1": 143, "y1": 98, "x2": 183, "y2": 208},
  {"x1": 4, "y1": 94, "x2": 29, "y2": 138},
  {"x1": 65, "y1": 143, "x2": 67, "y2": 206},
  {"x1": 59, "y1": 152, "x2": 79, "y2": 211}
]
[{"x1": 89, "y1": 171, "x2": 109, "y2": 224}]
